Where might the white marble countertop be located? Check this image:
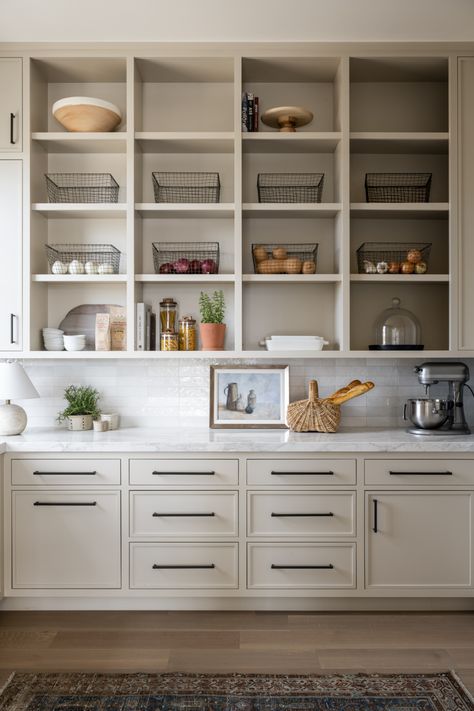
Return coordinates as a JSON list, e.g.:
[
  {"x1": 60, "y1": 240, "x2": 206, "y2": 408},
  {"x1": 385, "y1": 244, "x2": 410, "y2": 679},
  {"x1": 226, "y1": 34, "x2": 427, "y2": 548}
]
[{"x1": 0, "y1": 426, "x2": 473, "y2": 453}]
